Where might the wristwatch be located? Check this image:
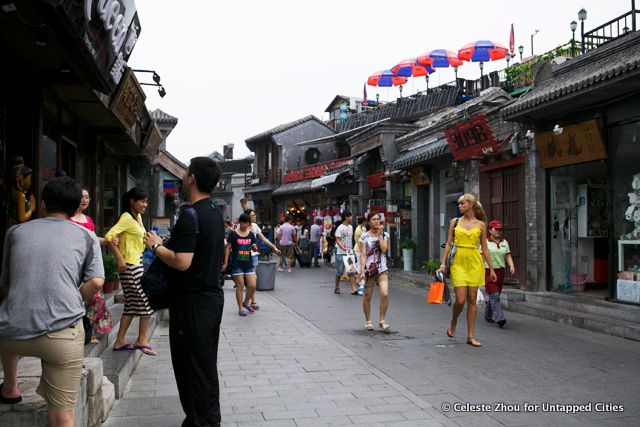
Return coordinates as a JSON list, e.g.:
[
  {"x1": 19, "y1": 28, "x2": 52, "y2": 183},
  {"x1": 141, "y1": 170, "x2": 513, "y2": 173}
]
[{"x1": 151, "y1": 243, "x2": 162, "y2": 254}]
